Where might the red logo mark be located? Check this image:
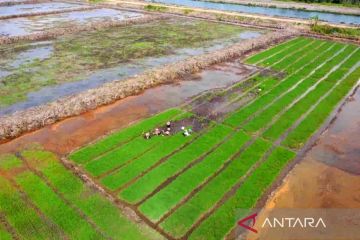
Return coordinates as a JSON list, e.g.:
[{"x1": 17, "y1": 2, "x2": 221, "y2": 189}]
[{"x1": 237, "y1": 213, "x2": 258, "y2": 233}]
